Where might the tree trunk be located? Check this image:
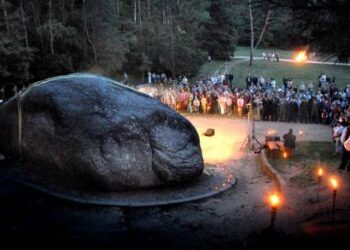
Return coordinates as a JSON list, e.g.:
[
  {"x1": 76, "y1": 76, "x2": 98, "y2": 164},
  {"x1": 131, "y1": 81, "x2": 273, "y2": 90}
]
[
  {"x1": 138, "y1": 0, "x2": 143, "y2": 39},
  {"x1": 20, "y1": 0, "x2": 29, "y2": 48},
  {"x1": 248, "y1": 0, "x2": 254, "y2": 66},
  {"x1": 255, "y1": 9, "x2": 271, "y2": 50},
  {"x1": 147, "y1": 0, "x2": 150, "y2": 20},
  {"x1": 83, "y1": 0, "x2": 97, "y2": 63},
  {"x1": 1, "y1": 0, "x2": 9, "y2": 32},
  {"x1": 115, "y1": 0, "x2": 120, "y2": 16},
  {"x1": 61, "y1": 0, "x2": 66, "y2": 22},
  {"x1": 133, "y1": 0, "x2": 137, "y2": 24},
  {"x1": 49, "y1": 0, "x2": 54, "y2": 55},
  {"x1": 169, "y1": 13, "x2": 175, "y2": 78},
  {"x1": 31, "y1": 2, "x2": 44, "y2": 52}
]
